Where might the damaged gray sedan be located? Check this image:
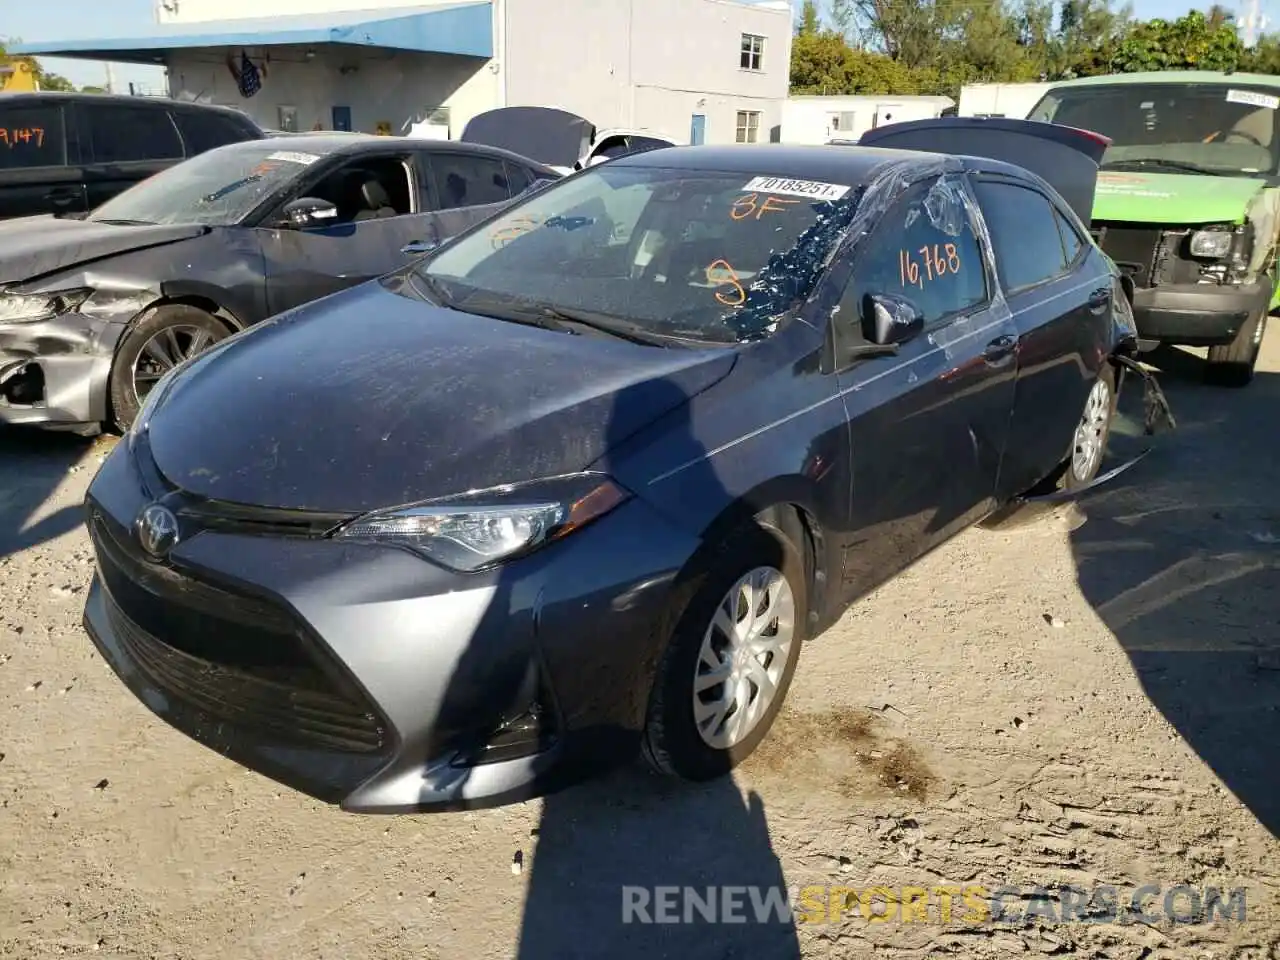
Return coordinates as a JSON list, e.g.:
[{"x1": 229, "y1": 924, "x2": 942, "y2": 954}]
[{"x1": 0, "y1": 134, "x2": 556, "y2": 434}]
